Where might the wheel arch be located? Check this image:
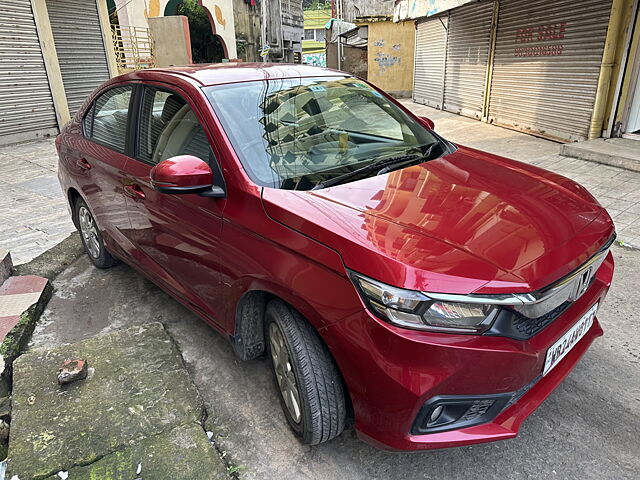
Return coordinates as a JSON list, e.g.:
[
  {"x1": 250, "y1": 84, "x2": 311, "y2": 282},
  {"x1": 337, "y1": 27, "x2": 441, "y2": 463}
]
[
  {"x1": 232, "y1": 287, "x2": 354, "y2": 417},
  {"x1": 67, "y1": 187, "x2": 82, "y2": 228}
]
